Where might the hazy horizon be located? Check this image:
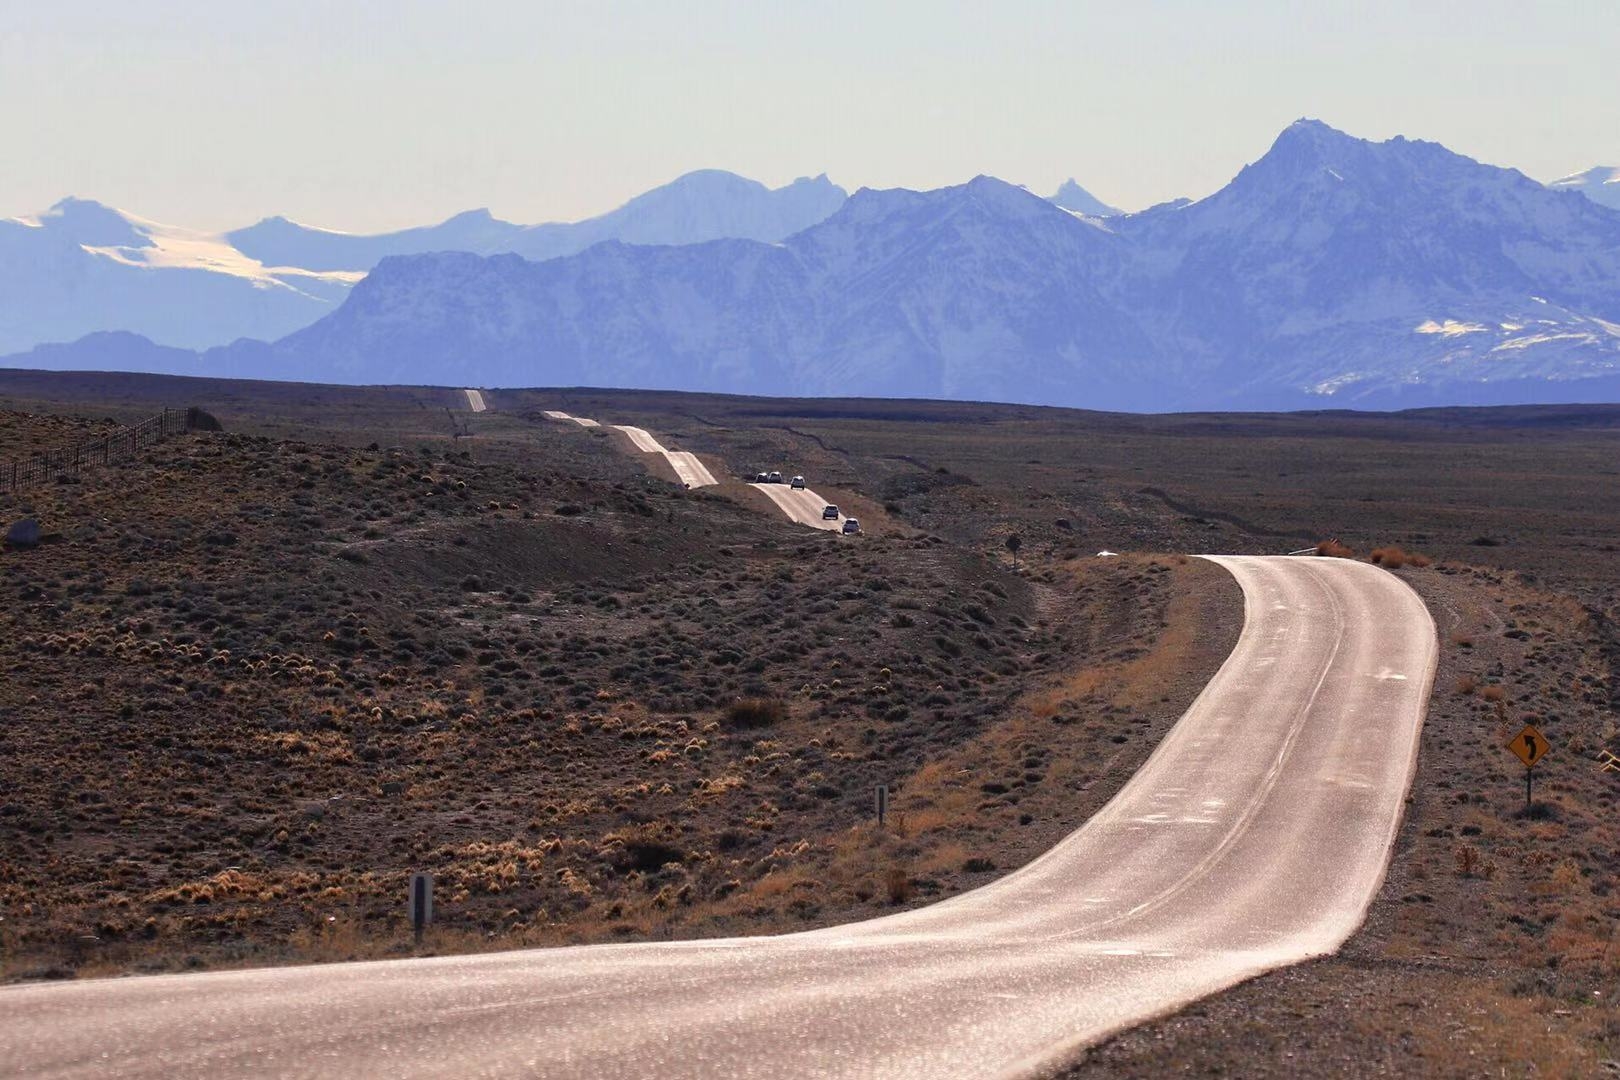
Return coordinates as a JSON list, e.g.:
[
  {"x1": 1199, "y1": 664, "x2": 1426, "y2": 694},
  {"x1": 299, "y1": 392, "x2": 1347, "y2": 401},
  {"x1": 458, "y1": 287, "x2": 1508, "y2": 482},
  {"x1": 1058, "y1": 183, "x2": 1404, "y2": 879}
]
[{"x1": 4, "y1": 1, "x2": 1618, "y2": 232}]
